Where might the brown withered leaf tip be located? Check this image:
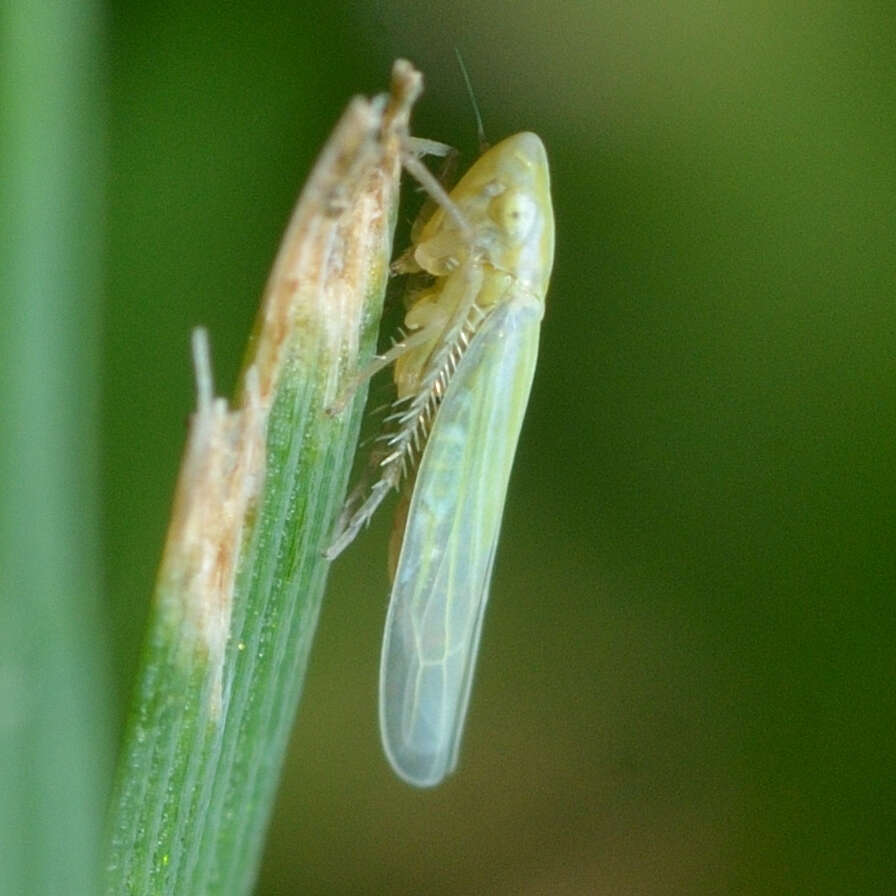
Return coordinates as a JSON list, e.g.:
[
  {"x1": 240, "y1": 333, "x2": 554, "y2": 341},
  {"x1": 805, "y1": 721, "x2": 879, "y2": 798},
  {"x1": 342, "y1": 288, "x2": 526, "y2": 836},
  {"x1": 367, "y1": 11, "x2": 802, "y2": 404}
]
[{"x1": 158, "y1": 62, "x2": 423, "y2": 716}]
